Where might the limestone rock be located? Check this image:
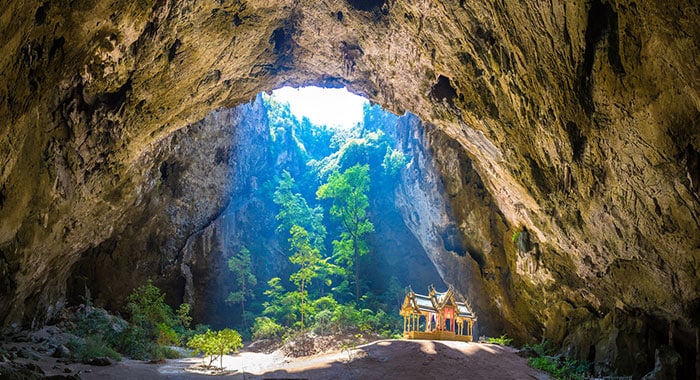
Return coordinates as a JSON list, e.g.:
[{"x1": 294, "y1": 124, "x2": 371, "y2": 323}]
[
  {"x1": 642, "y1": 346, "x2": 682, "y2": 380},
  {"x1": 0, "y1": 0, "x2": 698, "y2": 376},
  {"x1": 51, "y1": 345, "x2": 70, "y2": 359}
]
